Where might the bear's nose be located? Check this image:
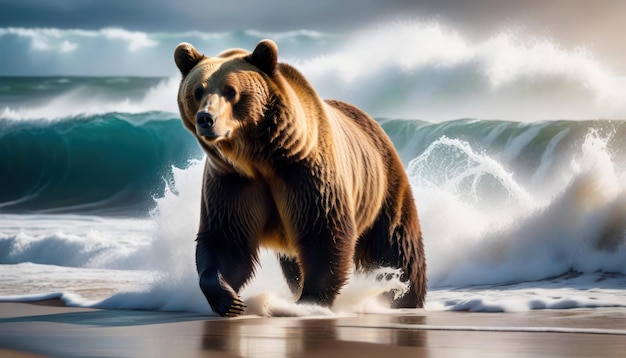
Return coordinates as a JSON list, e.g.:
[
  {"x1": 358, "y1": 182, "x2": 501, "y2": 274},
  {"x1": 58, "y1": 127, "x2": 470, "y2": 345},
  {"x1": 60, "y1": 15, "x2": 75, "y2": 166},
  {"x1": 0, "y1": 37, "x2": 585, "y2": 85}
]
[{"x1": 196, "y1": 111, "x2": 215, "y2": 129}]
